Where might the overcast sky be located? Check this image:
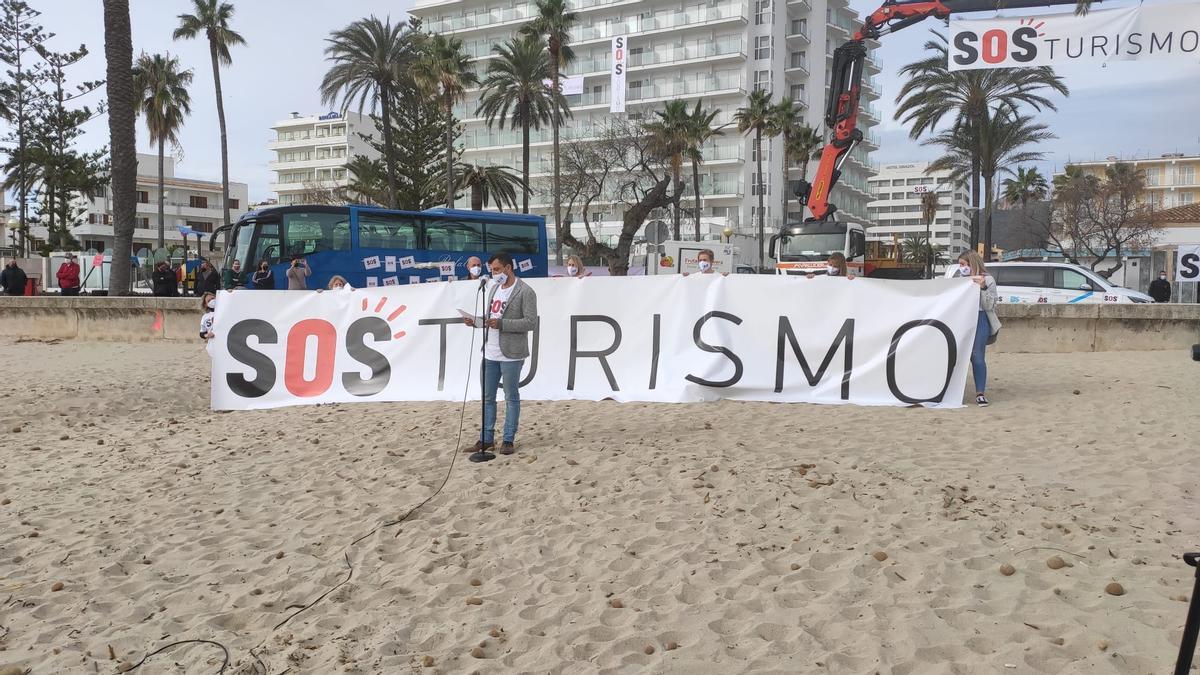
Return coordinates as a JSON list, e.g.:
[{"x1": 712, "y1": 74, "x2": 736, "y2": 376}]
[{"x1": 19, "y1": 0, "x2": 1200, "y2": 203}]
